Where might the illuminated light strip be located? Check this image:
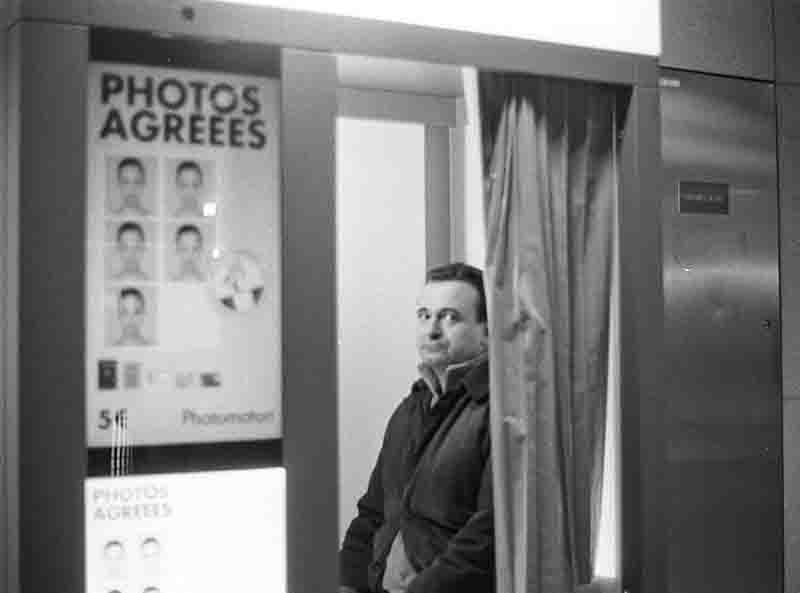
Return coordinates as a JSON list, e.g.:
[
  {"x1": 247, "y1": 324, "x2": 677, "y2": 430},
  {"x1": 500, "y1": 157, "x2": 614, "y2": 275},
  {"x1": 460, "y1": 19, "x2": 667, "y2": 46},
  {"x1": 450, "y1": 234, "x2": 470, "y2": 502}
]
[
  {"x1": 213, "y1": 0, "x2": 661, "y2": 55},
  {"x1": 110, "y1": 410, "x2": 131, "y2": 476}
]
